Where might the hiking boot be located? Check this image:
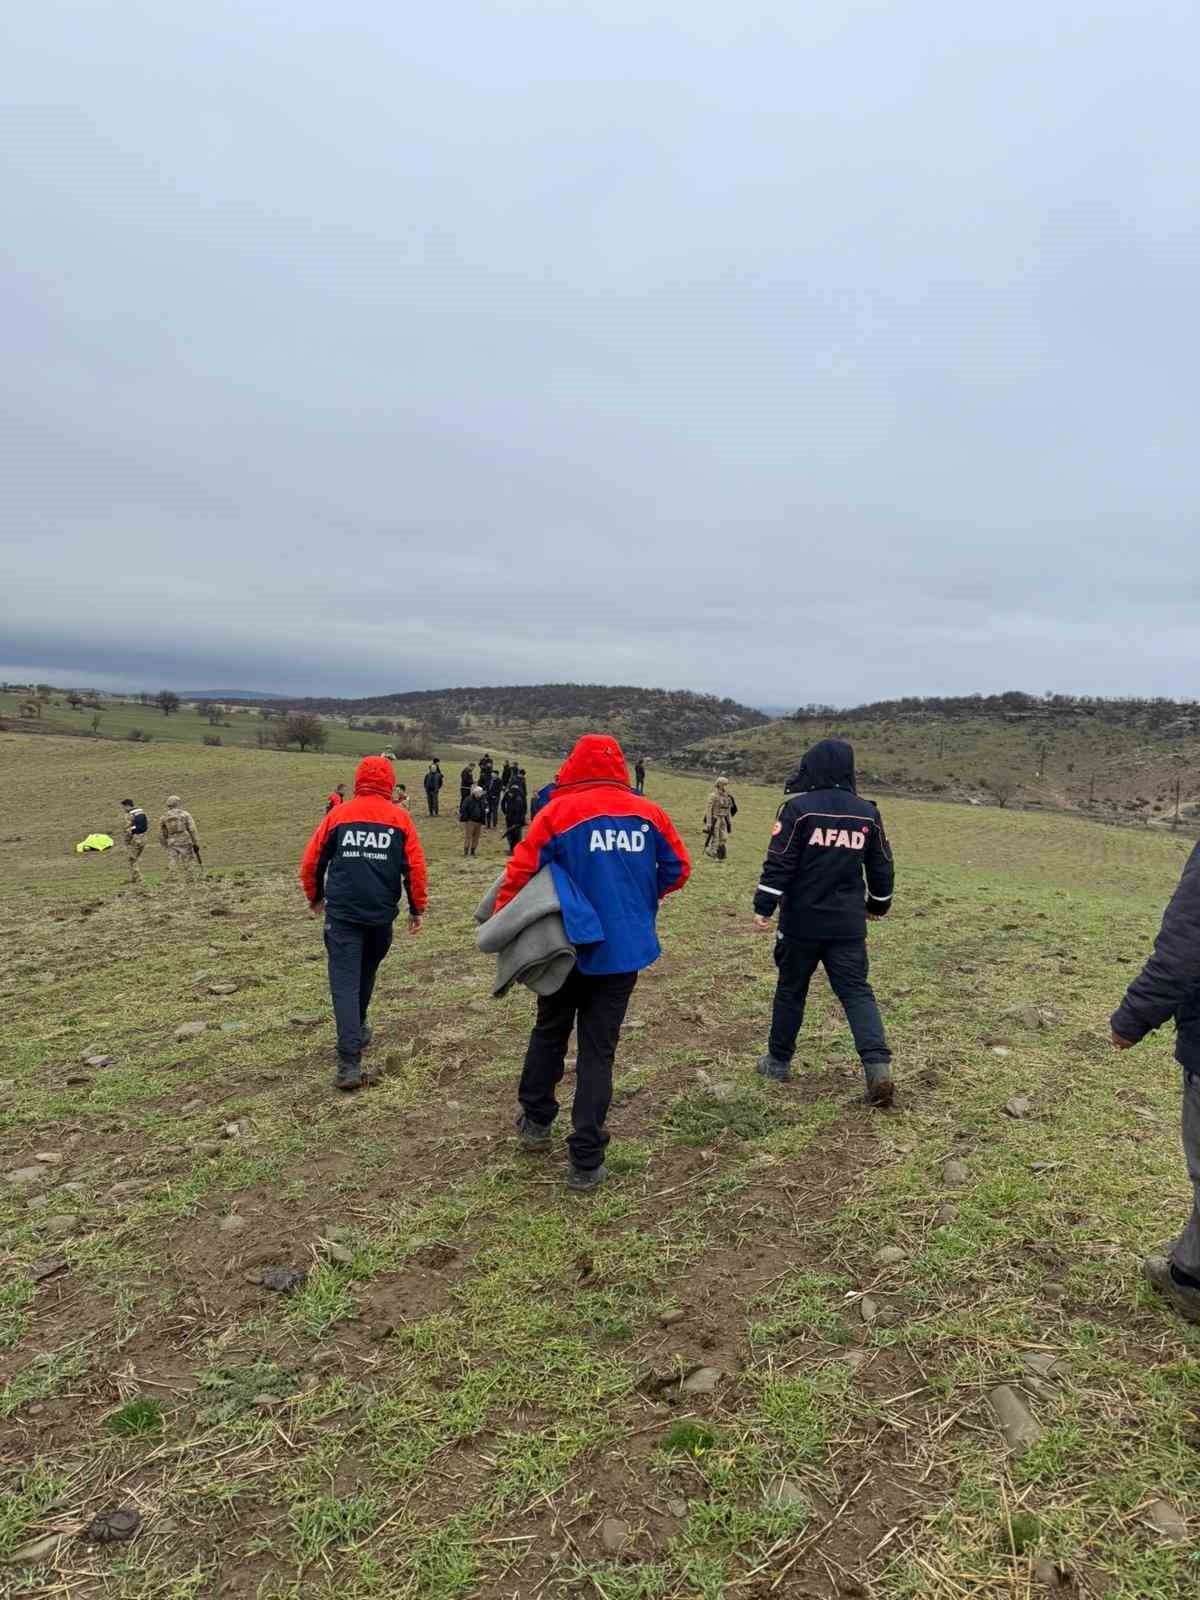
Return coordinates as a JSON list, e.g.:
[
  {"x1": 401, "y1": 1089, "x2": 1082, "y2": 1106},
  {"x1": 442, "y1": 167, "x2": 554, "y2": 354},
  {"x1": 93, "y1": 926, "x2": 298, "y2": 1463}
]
[
  {"x1": 756, "y1": 1053, "x2": 791, "y2": 1083},
  {"x1": 360, "y1": 1024, "x2": 374, "y2": 1051},
  {"x1": 515, "y1": 1112, "x2": 552, "y2": 1151},
  {"x1": 1144, "y1": 1254, "x2": 1200, "y2": 1324},
  {"x1": 334, "y1": 1060, "x2": 363, "y2": 1093},
  {"x1": 566, "y1": 1162, "x2": 607, "y2": 1192},
  {"x1": 864, "y1": 1063, "x2": 895, "y2": 1108}
]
